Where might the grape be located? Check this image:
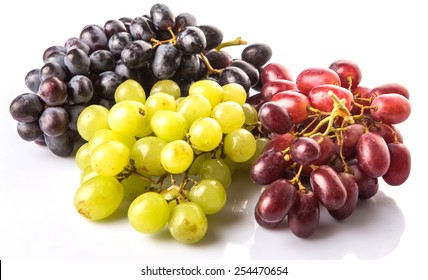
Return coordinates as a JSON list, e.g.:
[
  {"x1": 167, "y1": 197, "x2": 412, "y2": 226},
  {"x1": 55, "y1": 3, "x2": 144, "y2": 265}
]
[
  {"x1": 79, "y1": 24, "x2": 108, "y2": 52},
  {"x1": 173, "y1": 13, "x2": 197, "y2": 33},
  {"x1": 370, "y1": 93, "x2": 411, "y2": 124},
  {"x1": 188, "y1": 117, "x2": 222, "y2": 152},
  {"x1": 64, "y1": 37, "x2": 90, "y2": 54},
  {"x1": 288, "y1": 191, "x2": 320, "y2": 238},
  {"x1": 150, "y1": 3, "x2": 175, "y2": 31},
  {"x1": 382, "y1": 143, "x2": 411, "y2": 186},
  {"x1": 87, "y1": 128, "x2": 135, "y2": 153},
  {"x1": 145, "y1": 92, "x2": 176, "y2": 118},
  {"x1": 67, "y1": 75, "x2": 94, "y2": 104},
  {"x1": 241, "y1": 43, "x2": 272, "y2": 68},
  {"x1": 250, "y1": 149, "x2": 288, "y2": 185},
  {"x1": 289, "y1": 137, "x2": 321, "y2": 166},
  {"x1": 104, "y1": 19, "x2": 127, "y2": 38},
  {"x1": 89, "y1": 50, "x2": 116, "y2": 73},
  {"x1": 176, "y1": 54, "x2": 200, "y2": 81},
  {"x1": 150, "y1": 79, "x2": 180, "y2": 99},
  {"x1": 296, "y1": 67, "x2": 340, "y2": 95},
  {"x1": 75, "y1": 142, "x2": 91, "y2": 170},
  {"x1": 24, "y1": 69, "x2": 41, "y2": 93},
  {"x1": 357, "y1": 132, "x2": 390, "y2": 178},
  {"x1": 93, "y1": 71, "x2": 124, "y2": 101},
  {"x1": 9, "y1": 93, "x2": 44, "y2": 123},
  {"x1": 211, "y1": 101, "x2": 245, "y2": 134},
  {"x1": 224, "y1": 128, "x2": 256, "y2": 162},
  {"x1": 90, "y1": 140, "x2": 130, "y2": 176},
  {"x1": 230, "y1": 59, "x2": 260, "y2": 87},
  {"x1": 327, "y1": 172, "x2": 359, "y2": 220},
  {"x1": 16, "y1": 121, "x2": 43, "y2": 142},
  {"x1": 132, "y1": 136, "x2": 168, "y2": 176},
  {"x1": 260, "y1": 79, "x2": 297, "y2": 101},
  {"x1": 340, "y1": 123, "x2": 365, "y2": 159},
  {"x1": 74, "y1": 175, "x2": 124, "y2": 220},
  {"x1": 189, "y1": 80, "x2": 223, "y2": 108},
  {"x1": 221, "y1": 83, "x2": 246, "y2": 105},
  {"x1": 168, "y1": 202, "x2": 208, "y2": 244},
  {"x1": 328, "y1": 59, "x2": 362, "y2": 90},
  {"x1": 40, "y1": 62, "x2": 68, "y2": 81},
  {"x1": 258, "y1": 101, "x2": 294, "y2": 134},
  {"x1": 176, "y1": 26, "x2": 207, "y2": 54},
  {"x1": 311, "y1": 136, "x2": 336, "y2": 166},
  {"x1": 121, "y1": 40, "x2": 154, "y2": 69},
  {"x1": 38, "y1": 77, "x2": 68, "y2": 106},
  {"x1": 108, "y1": 100, "x2": 152, "y2": 137},
  {"x1": 150, "y1": 110, "x2": 188, "y2": 142},
  {"x1": 189, "y1": 179, "x2": 226, "y2": 215},
  {"x1": 152, "y1": 43, "x2": 181, "y2": 79},
  {"x1": 308, "y1": 84, "x2": 354, "y2": 112},
  {"x1": 198, "y1": 25, "x2": 223, "y2": 51},
  {"x1": 205, "y1": 49, "x2": 232, "y2": 69},
  {"x1": 160, "y1": 140, "x2": 194, "y2": 174},
  {"x1": 369, "y1": 123, "x2": 404, "y2": 144},
  {"x1": 270, "y1": 91, "x2": 310, "y2": 124},
  {"x1": 176, "y1": 94, "x2": 211, "y2": 125},
  {"x1": 348, "y1": 164, "x2": 379, "y2": 199},
  {"x1": 108, "y1": 32, "x2": 133, "y2": 58},
  {"x1": 64, "y1": 48, "x2": 91, "y2": 76},
  {"x1": 128, "y1": 192, "x2": 170, "y2": 234},
  {"x1": 218, "y1": 66, "x2": 251, "y2": 93},
  {"x1": 129, "y1": 17, "x2": 156, "y2": 42},
  {"x1": 260, "y1": 63, "x2": 293, "y2": 84},
  {"x1": 255, "y1": 179, "x2": 296, "y2": 225},
  {"x1": 121, "y1": 173, "x2": 151, "y2": 201},
  {"x1": 114, "y1": 79, "x2": 146, "y2": 103},
  {"x1": 199, "y1": 158, "x2": 232, "y2": 188},
  {"x1": 39, "y1": 107, "x2": 69, "y2": 137},
  {"x1": 310, "y1": 165, "x2": 347, "y2": 210},
  {"x1": 370, "y1": 83, "x2": 409, "y2": 99}
]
